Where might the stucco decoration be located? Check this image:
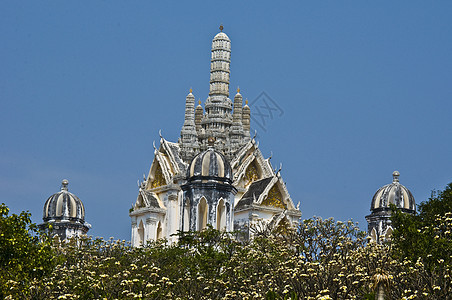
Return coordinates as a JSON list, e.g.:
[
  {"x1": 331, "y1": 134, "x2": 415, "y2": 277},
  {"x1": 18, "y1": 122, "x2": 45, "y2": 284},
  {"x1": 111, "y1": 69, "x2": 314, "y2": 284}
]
[
  {"x1": 130, "y1": 27, "x2": 301, "y2": 246},
  {"x1": 244, "y1": 161, "x2": 260, "y2": 187},
  {"x1": 151, "y1": 164, "x2": 166, "y2": 189},
  {"x1": 262, "y1": 184, "x2": 285, "y2": 209}
]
